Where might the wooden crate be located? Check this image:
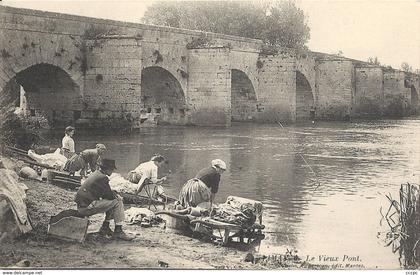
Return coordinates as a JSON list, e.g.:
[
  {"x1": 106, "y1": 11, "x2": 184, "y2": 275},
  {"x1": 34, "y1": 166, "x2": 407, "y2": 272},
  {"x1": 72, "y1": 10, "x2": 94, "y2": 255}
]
[
  {"x1": 47, "y1": 216, "x2": 89, "y2": 242},
  {"x1": 47, "y1": 170, "x2": 81, "y2": 190}
]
